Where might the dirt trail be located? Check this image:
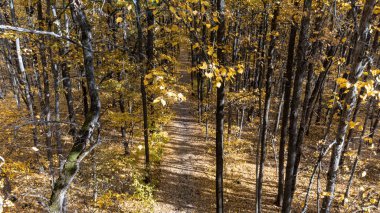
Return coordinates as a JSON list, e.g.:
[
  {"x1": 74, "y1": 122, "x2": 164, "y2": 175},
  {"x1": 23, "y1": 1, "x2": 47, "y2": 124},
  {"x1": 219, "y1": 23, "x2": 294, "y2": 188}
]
[{"x1": 153, "y1": 49, "x2": 215, "y2": 212}]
